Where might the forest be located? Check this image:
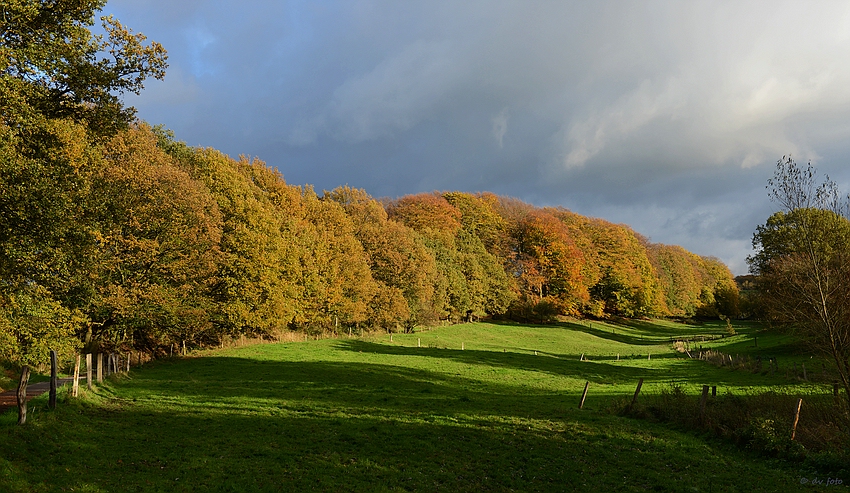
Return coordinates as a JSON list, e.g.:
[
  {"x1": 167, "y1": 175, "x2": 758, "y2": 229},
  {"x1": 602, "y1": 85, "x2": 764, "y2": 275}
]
[{"x1": 0, "y1": 120, "x2": 740, "y2": 366}]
